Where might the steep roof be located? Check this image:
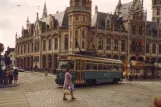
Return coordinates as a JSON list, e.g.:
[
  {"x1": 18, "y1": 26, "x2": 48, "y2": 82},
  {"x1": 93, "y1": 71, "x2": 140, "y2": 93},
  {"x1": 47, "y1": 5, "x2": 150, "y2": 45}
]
[
  {"x1": 146, "y1": 21, "x2": 159, "y2": 36},
  {"x1": 40, "y1": 9, "x2": 68, "y2": 28},
  {"x1": 91, "y1": 12, "x2": 125, "y2": 31}
]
